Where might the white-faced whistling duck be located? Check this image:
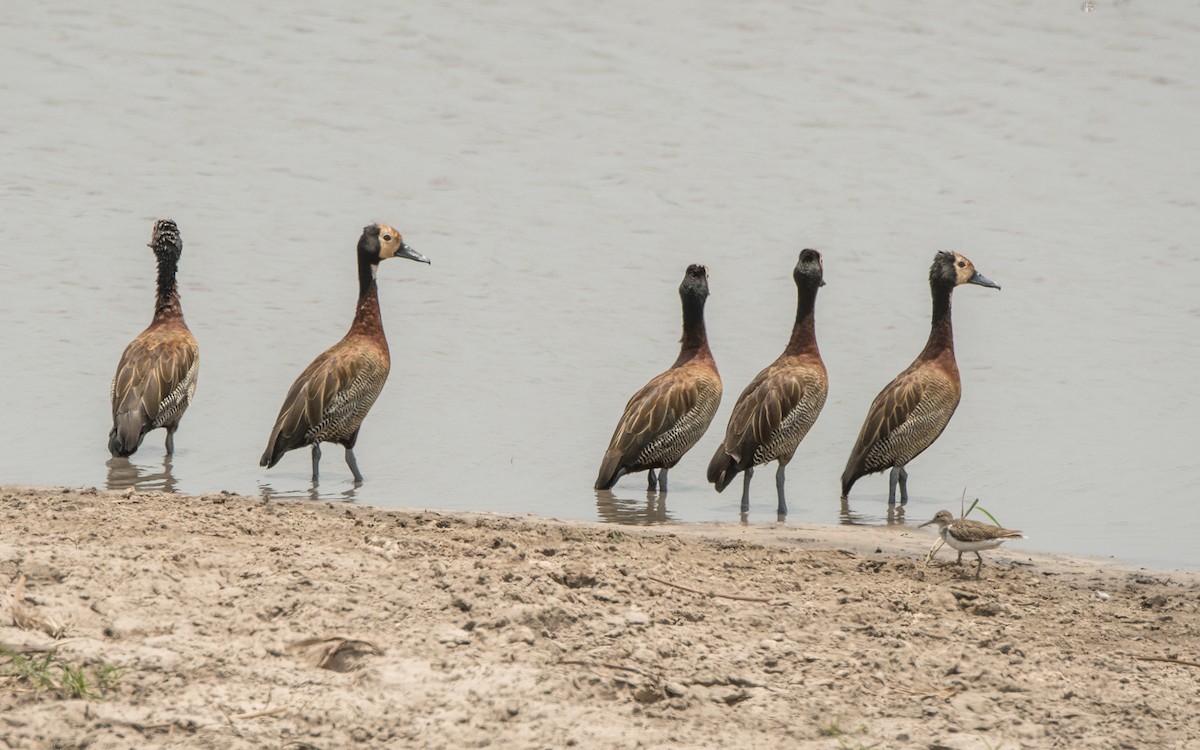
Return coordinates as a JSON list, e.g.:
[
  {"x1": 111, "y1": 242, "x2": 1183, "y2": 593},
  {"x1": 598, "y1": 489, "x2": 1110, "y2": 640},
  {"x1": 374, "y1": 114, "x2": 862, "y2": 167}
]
[
  {"x1": 707, "y1": 249, "x2": 828, "y2": 516},
  {"x1": 840, "y1": 251, "x2": 1000, "y2": 504},
  {"x1": 260, "y1": 224, "x2": 429, "y2": 483},
  {"x1": 920, "y1": 509, "x2": 1024, "y2": 579},
  {"x1": 108, "y1": 219, "x2": 200, "y2": 458},
  {"x1": 594, "y1": 264, "x2": 723, "y2": 493}
]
